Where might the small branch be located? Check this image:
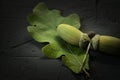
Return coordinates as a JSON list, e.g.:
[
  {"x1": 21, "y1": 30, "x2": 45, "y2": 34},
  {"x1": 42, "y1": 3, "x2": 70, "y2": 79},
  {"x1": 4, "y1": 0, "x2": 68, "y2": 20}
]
[
  {"x1": 83, "y1": 69, "x2": 90, "y2": 78},
  {"x1": 80, "y1": 42, "x2": 91, "y2": 71},
  {"x1": 79, "y1": 42, "x2": 91, "y2": 77}
]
